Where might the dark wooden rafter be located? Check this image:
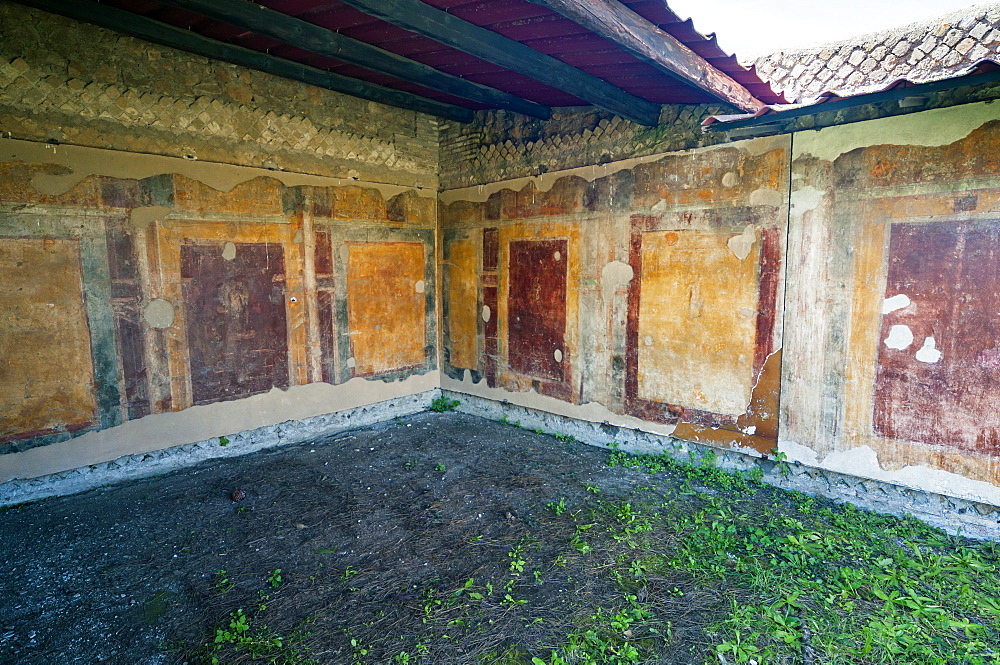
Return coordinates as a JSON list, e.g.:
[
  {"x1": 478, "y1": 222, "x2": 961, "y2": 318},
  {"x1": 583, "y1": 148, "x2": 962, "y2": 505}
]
[
  {"x1": 337, "y1": 0, "x2": 663, "y2": 126},
  {"x1": 15, "y1": 0, "x2": 476, "y2": 122},
  {"x1": 529, "y1": 0, "x2": 764, "y2": 112},
  {"x1": 151, "y1": 0, "x2": 551, "y2": 119}
]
